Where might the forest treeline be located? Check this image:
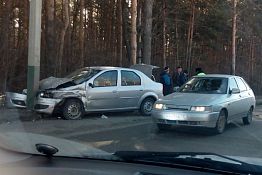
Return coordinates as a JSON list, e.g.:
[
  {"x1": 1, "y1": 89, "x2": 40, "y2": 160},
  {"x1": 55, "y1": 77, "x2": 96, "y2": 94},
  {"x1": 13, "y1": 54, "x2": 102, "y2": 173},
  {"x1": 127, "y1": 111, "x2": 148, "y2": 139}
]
[{"x1": 0, "y1": 0, "x2": 261, "y2": 94}]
